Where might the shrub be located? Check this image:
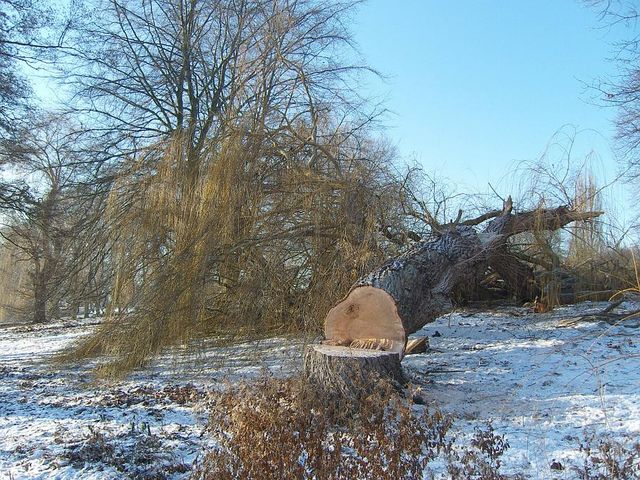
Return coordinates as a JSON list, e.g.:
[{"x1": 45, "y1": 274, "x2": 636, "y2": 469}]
[
  {"x1": 193, "y1": 375, "x2": 453, "y2": 480},
  {"x1": 445, "y1": 424, "x2": 524, "y2": 480},
  {"x1": 573, "y1": 435, "x2": 640, "y2": 480}
]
